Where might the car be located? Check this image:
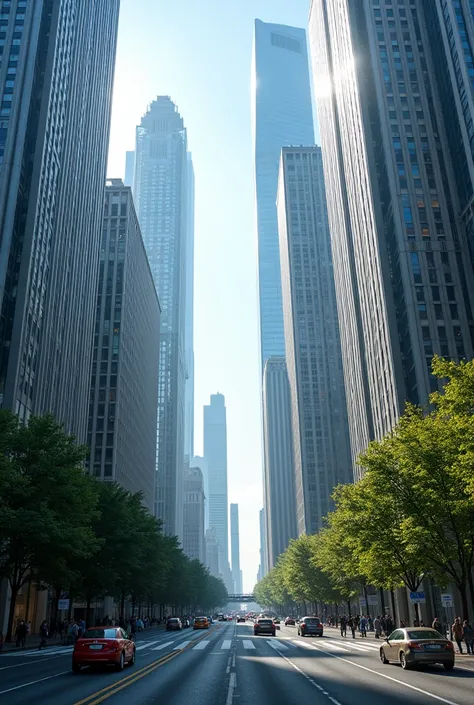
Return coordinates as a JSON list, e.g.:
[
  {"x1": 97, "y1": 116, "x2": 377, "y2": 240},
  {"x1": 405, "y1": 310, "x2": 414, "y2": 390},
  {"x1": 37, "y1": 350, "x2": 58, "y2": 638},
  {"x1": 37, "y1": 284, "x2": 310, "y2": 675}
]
[
  {"x1": 166, "y1": 617, "x2": 182, "y2": 631},
  {"x1": 72, "y1": 627, "x2": 135, "y2": 673},
  {"x1": 273, "y1": 618, "x2": 281, "y2": 624},
  {"x1": 193, "y1": 616, "x2": 210, "y2": 630},
  {"x1": 285, "y1": 617, "x2": 296, "y2": 626},
  {"x1": 298, "y1": 616, "x2": 323, "y2": 637},
  {"x1": 379, "y1": 627, "x2": 455, "y2": 671},
  {"x1": 254, "y1": 618, "x2": 276, "y2": 637},
  {"x1": 237, "y1": 616, "x2": 246, "y2": 623}
]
